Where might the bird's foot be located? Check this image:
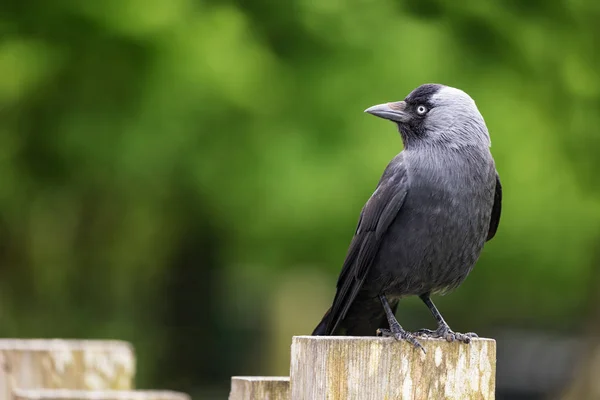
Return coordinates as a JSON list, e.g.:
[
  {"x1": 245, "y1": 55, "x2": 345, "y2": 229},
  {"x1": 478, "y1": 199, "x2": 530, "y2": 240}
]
[
  {"x1": 377, "y1": 323, "x2": 425, "y2": 353},
  {"x1": 414, "y1": 325, "x2": 477, "y2": 344}
]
